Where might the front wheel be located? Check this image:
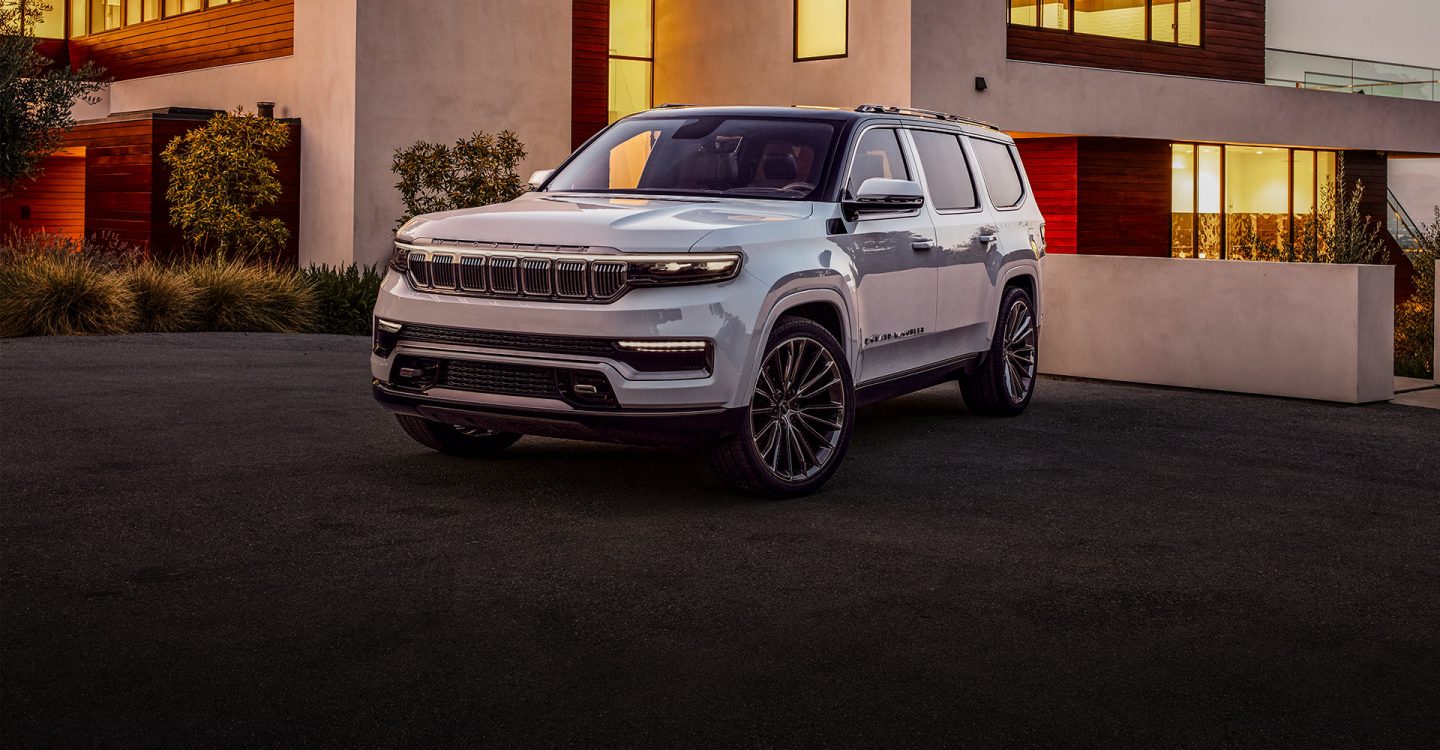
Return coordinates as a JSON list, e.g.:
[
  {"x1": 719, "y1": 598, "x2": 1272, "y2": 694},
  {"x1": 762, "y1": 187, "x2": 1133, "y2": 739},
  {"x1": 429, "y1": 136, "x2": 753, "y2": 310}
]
[
  {"x1": 960, "y1": 285, "x2": 1039, "y2": 416},
  {"x1": 707, "y1": 317, "x2": 855, "y2": 498},
  {"x1": 395, "y1": 414, "x2": 522, "y2": 457}
]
